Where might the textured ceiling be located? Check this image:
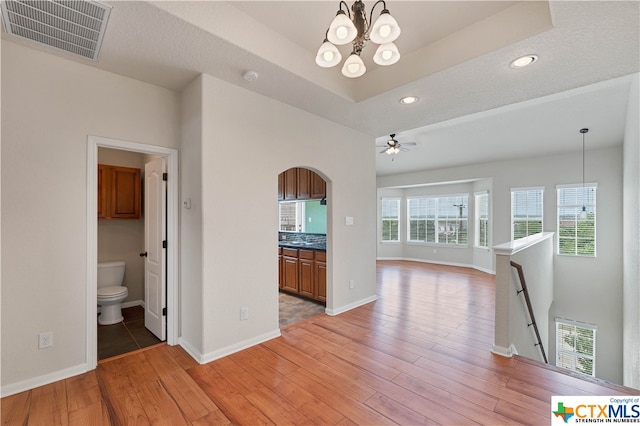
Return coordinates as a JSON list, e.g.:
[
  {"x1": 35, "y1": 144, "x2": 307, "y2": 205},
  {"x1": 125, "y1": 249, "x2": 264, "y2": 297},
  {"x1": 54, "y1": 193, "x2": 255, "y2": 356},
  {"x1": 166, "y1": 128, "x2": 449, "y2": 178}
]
[{"x1": 2, "y1": 1, "x2": 638, "y2": 176}]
